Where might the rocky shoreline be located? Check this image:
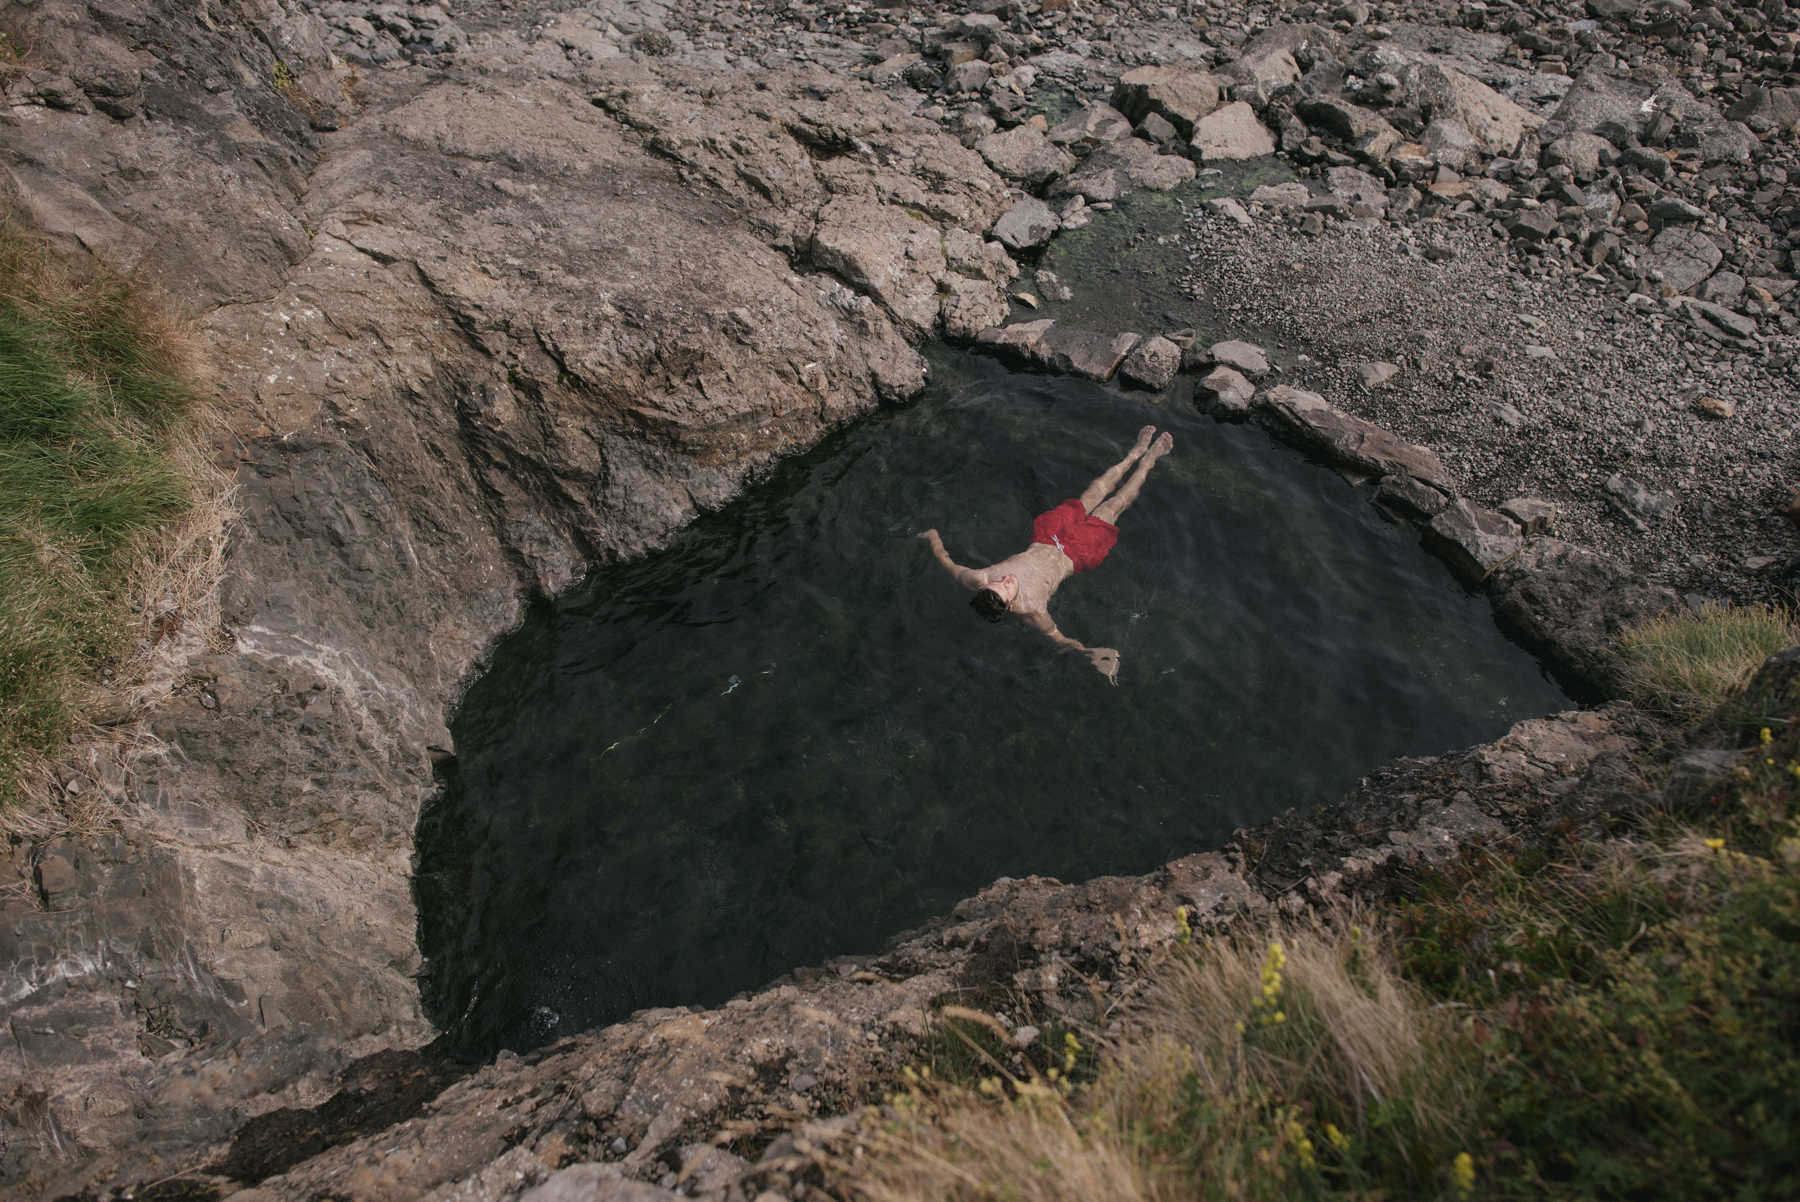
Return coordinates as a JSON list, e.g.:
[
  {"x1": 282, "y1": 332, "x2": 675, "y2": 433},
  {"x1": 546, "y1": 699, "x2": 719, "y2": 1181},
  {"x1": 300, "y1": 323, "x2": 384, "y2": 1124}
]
[{"x1": 0, "y1": 0, "x2": 1790, "y2": 1193}]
